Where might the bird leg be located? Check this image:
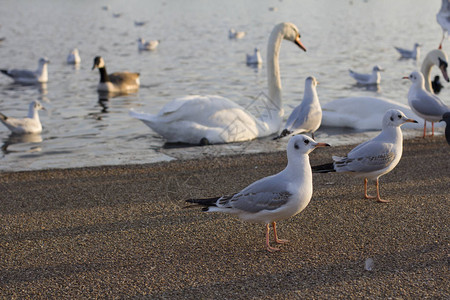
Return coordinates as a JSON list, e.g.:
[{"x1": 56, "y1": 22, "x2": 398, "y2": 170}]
[
  {"x1": 272, "y1": 222, "x2": 289, "y2": 244},
  {"x1": 431, "y1": 122, "x2": 435, "y2": 137},
  {"x1": 374, "y1": 178, "x2": 389, "y2": 203},
  {"x1": 423, "y1": 121, "x2": 427, "y2": 138},
  {"x1": 364, "y1": 178, "x2": 376, "y2": 199},
  {"x1": 265, "y1": 223, "x2": 280, "y2": 252}
]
